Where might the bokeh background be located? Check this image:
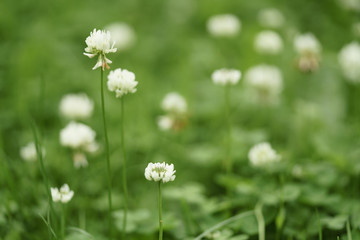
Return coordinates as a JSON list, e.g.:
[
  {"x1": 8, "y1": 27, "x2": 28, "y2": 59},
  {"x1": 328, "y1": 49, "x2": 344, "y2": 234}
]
[{"x1": 1, "y1": 0, "x2": 360, "y2": 239}]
